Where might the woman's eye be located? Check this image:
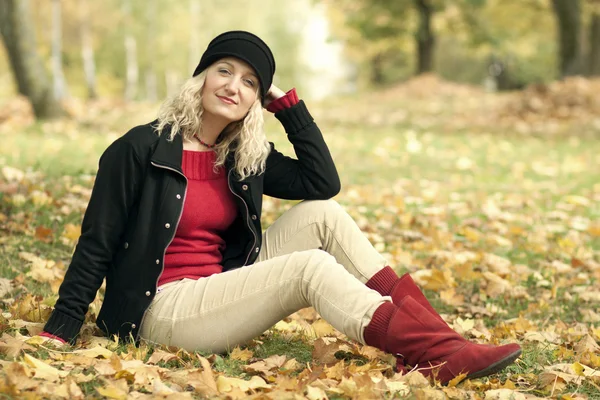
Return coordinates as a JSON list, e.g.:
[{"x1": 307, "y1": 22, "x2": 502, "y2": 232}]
[
  {"x1": 219, "y1": 68, "x2": 231, "y2": 75},
  {"x1": 245, "y1": 79, "x2": 255, "y2": 87}
]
